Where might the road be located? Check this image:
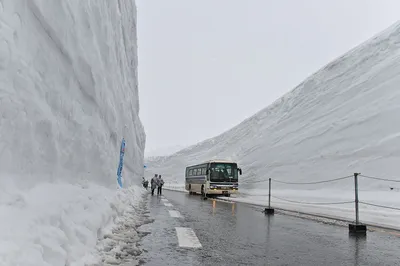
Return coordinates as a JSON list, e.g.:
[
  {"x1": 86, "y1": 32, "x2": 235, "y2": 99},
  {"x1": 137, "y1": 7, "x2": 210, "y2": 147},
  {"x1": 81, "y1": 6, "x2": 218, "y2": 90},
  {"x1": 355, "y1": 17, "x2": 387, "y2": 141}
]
[{"x1": 137, "y1": 190, "x2": 400, "y2": 266}]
